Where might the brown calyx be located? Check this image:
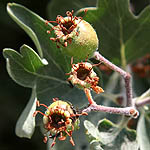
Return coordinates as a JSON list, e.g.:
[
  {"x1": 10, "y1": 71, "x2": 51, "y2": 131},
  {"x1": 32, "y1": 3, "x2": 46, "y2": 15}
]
[{"x1": 76, "y1": 65, "x2": 91, "y2": 80}]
